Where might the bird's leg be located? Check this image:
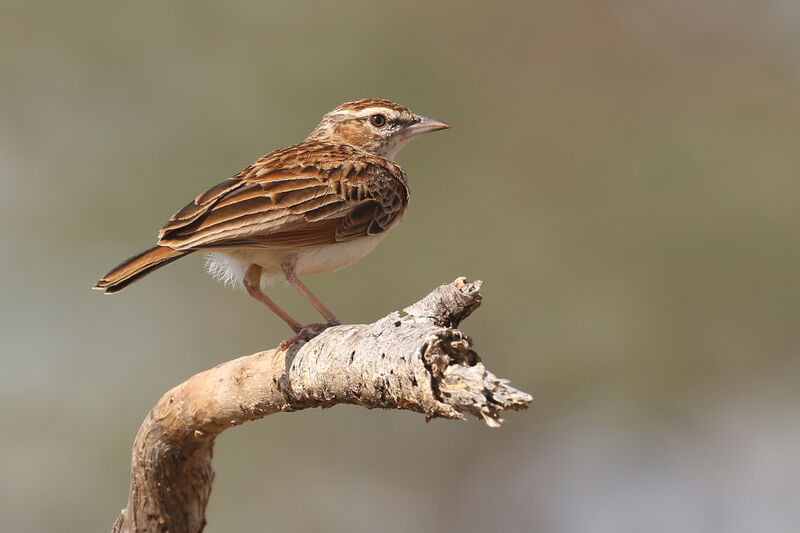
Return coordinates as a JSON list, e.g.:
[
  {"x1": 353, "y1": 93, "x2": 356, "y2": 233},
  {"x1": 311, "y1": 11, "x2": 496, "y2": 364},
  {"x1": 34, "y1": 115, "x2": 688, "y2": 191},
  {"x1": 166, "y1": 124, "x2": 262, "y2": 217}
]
[
  {"x1": 281, "y1": 263, "x2": 341, "y2": 326},
  {"x1": 243, "y1": 264, "x2": 303, "y2": 333}
]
